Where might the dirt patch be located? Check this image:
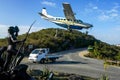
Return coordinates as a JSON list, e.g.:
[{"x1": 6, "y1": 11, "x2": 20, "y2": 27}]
[{"x1": 79, "y1": 50, "x2": 89, "y2": 58}]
